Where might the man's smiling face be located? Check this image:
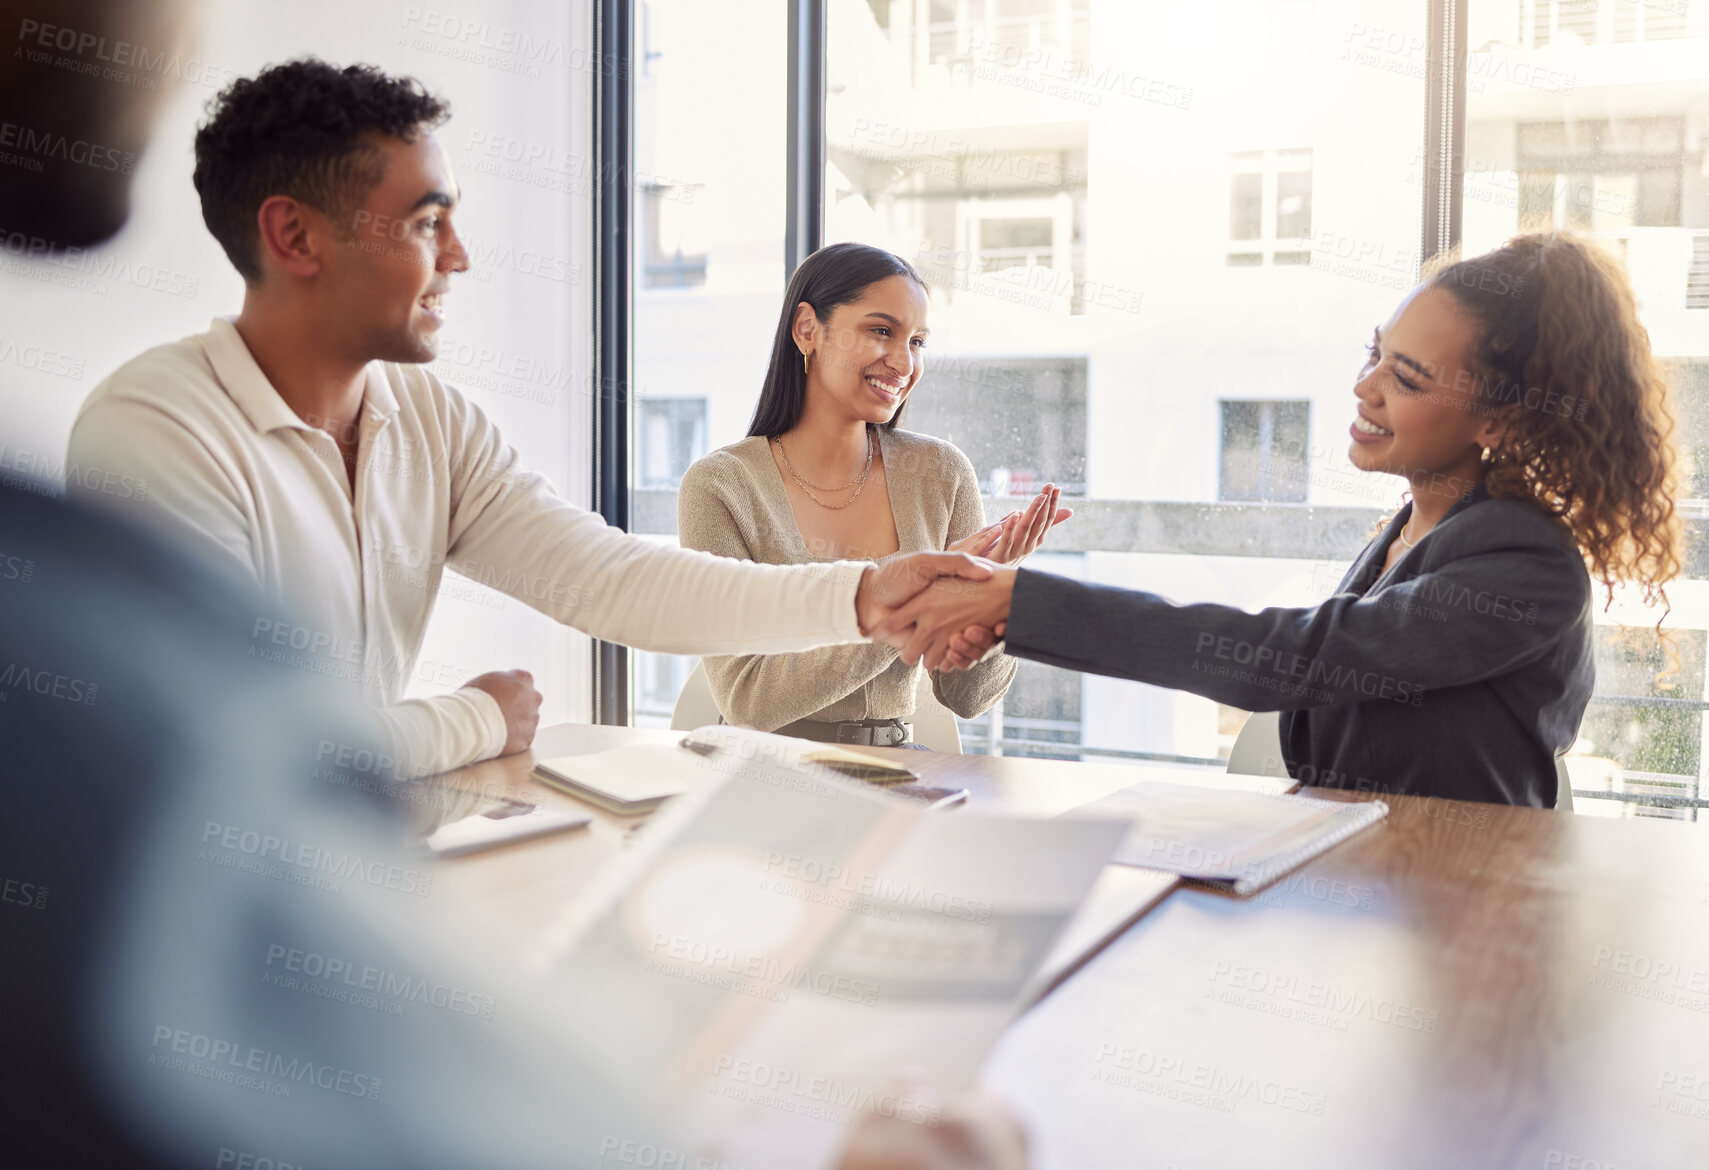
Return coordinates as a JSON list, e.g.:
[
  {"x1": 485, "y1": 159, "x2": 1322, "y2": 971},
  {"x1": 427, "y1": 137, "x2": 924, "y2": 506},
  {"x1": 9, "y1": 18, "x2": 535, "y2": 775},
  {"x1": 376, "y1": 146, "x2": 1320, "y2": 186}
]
[{"x1": 332, "y1": 132, "x2": 469, "y2": 365}]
